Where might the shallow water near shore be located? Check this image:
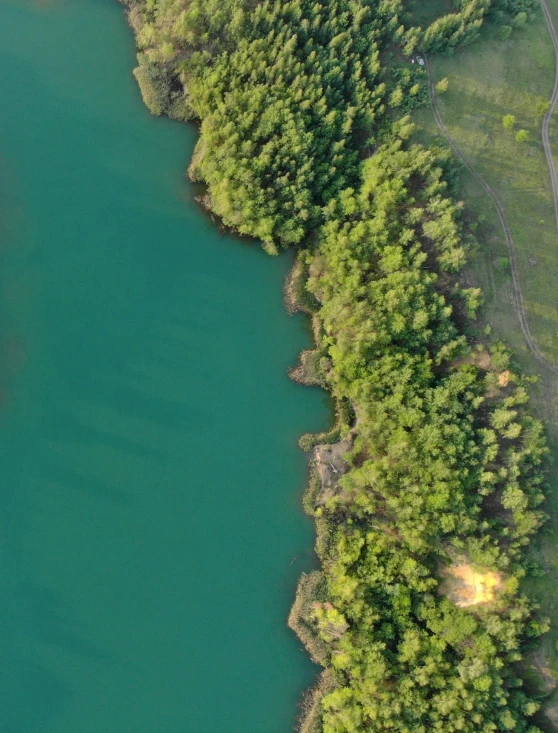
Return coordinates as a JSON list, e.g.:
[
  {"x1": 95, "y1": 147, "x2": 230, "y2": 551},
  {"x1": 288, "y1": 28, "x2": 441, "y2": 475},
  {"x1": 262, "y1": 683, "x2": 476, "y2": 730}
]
[{"x1": 0, "y1": 1, "x2": 329, "y2": 730}]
